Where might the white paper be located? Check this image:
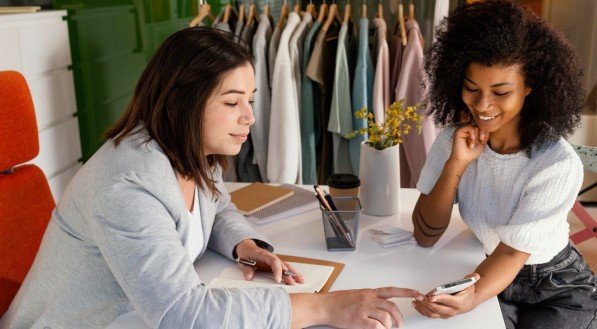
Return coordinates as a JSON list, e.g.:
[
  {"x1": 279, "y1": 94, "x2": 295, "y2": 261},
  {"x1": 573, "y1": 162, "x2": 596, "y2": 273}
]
[{"x1": 208, "y1": 262, "x2": 334, "y2": 293}]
